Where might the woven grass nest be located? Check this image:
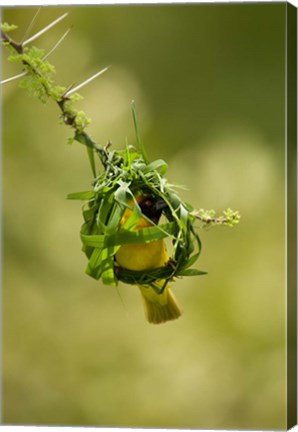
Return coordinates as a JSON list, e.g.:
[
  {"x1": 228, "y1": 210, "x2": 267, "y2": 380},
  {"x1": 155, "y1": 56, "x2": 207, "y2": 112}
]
[{"x1": 68, "y1": 142, "x2": 206, "y2": 291}]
